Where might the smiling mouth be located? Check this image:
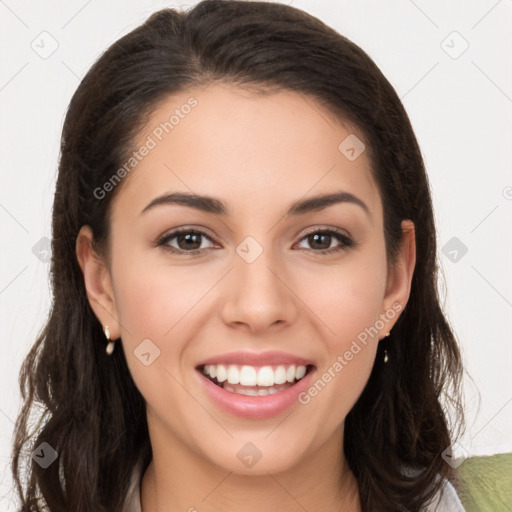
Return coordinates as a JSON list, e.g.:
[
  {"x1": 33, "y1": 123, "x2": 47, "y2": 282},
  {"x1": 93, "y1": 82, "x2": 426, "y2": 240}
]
[{"x1": 197, "y1": 364, "x2": 315, "y2": 396}]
